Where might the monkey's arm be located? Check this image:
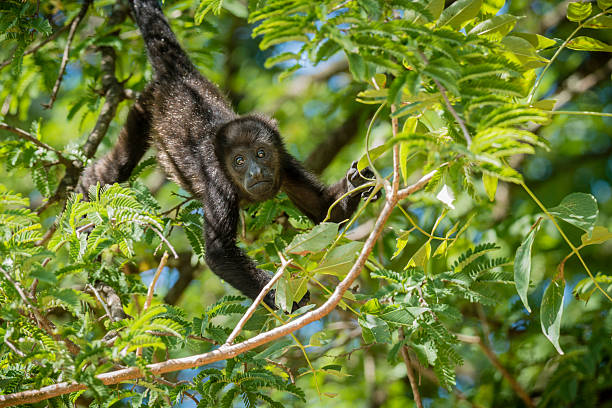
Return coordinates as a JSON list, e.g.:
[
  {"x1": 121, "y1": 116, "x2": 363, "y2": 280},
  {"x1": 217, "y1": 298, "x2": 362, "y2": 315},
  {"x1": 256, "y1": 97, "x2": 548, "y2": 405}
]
[
  {"x1": 282, "y1": 157, "x2": 372, "y2": 224},
  {"x1": 77, "y1": 93, "x2": 152, "y2": 196},
  {"x1": 202, "y1": 179, "x2": 276, "y2": 307}
]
